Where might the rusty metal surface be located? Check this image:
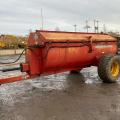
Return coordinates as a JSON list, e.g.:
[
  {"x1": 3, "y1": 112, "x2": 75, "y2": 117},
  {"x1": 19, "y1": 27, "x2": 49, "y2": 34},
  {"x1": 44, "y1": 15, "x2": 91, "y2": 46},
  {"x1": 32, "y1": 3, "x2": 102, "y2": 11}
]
[
  {"x1": 38, "y1": 30, "x2": 117, "y2": 42},
  {"x1": 25, "y1": 31, "x2": 117, "y2": 79},
  {"x1": 26, "y1": 41, "x2": 117, "y2": 77}
]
